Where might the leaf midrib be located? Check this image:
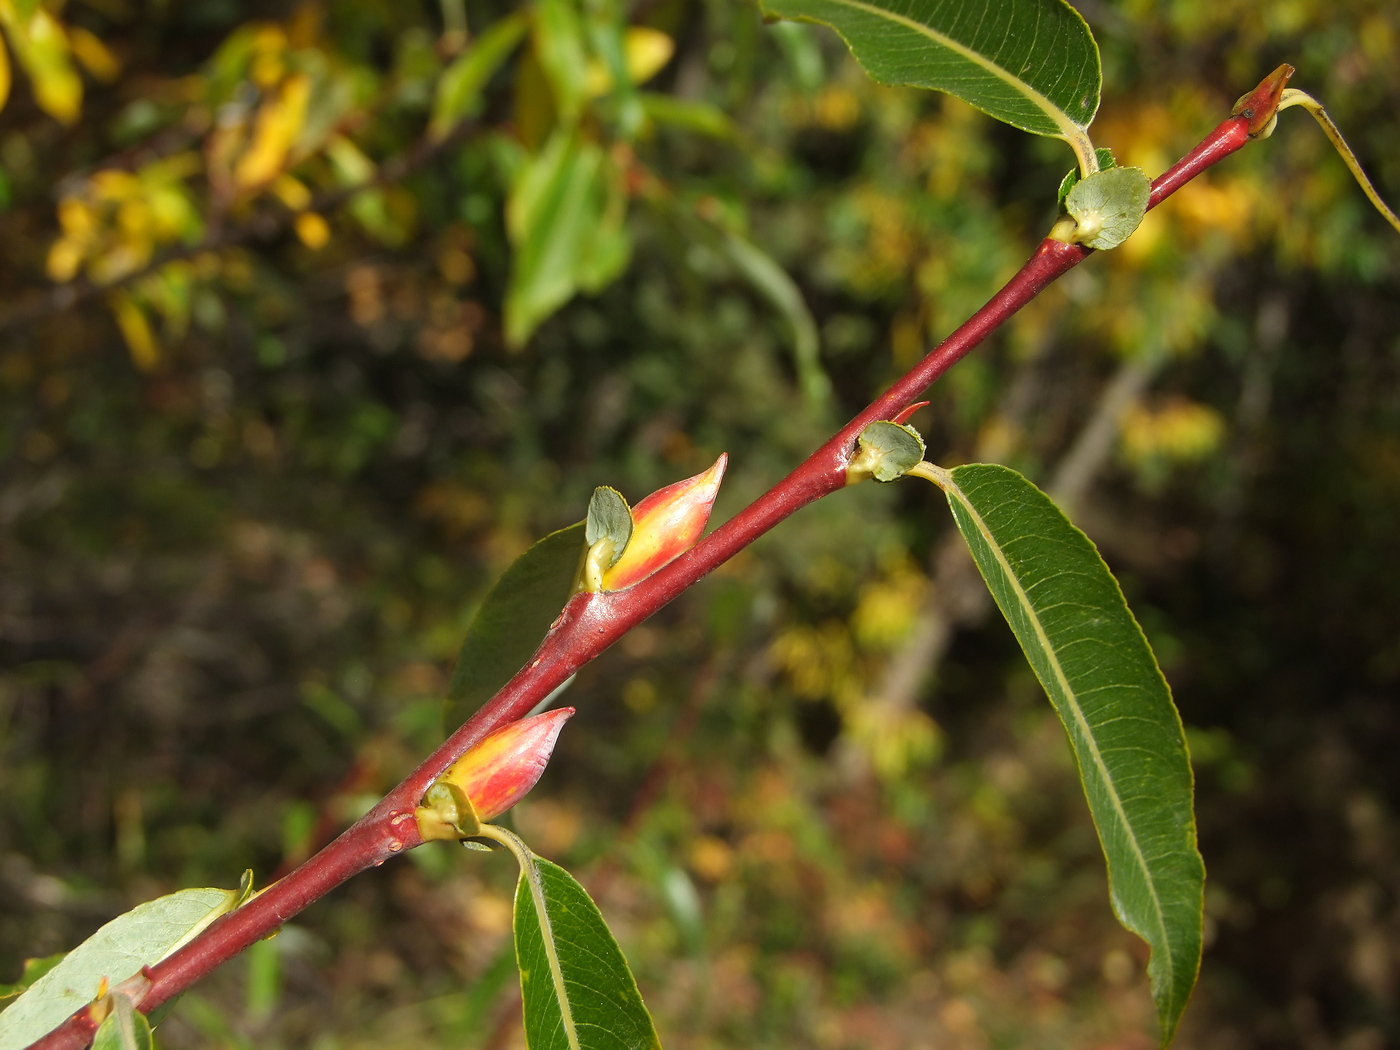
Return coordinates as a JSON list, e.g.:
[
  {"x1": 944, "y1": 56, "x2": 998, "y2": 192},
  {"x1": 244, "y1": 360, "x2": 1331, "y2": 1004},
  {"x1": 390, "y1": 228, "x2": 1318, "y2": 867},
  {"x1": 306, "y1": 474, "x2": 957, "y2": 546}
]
[
  {"x1": 803, "y1": 0, "x2": 1091, "y2": 149},
  {"x1": 939, "y1": 467, "x2": 1173, "y2": 1000}
]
